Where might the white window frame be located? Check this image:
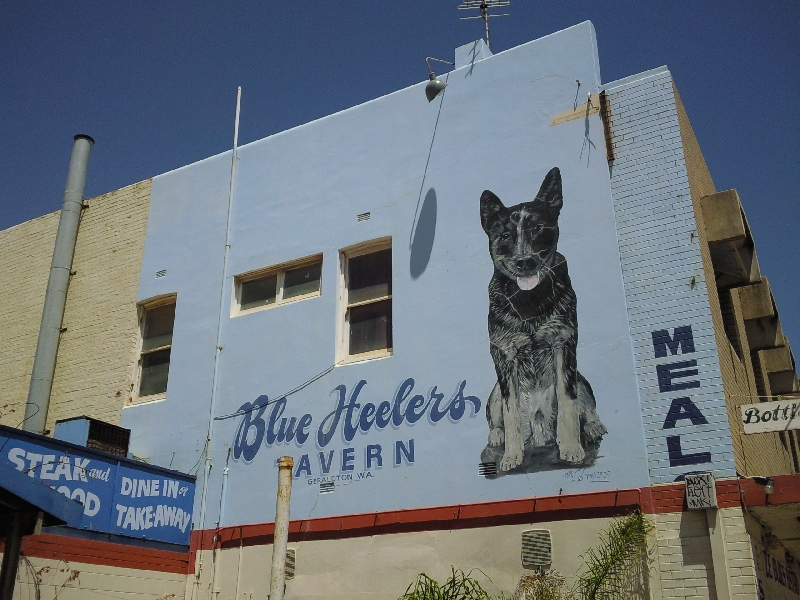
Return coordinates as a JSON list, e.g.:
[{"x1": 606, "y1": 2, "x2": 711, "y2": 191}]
[
  {"x1": 337, "y1": 237, "x2": 392, "y2": 365},
  {"x1": 130, "y1": 294, "x2": 177, "y2": 405},
  {"x1": 232, "y1": 254, "x2": 323, "y2": 317}
]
